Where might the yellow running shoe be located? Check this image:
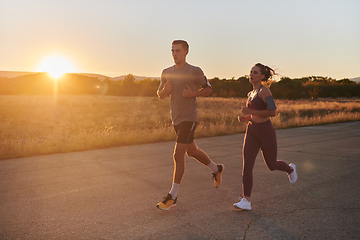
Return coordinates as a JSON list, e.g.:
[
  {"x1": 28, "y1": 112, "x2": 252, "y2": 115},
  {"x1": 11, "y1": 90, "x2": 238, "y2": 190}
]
[
  {"x1": 213, "y1": 164, "x2": 225, "y2": 188},
  {"x1": 156, "y1": 193, "x2": 177, "y2": 210}
]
